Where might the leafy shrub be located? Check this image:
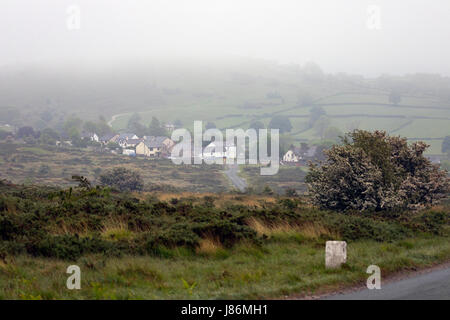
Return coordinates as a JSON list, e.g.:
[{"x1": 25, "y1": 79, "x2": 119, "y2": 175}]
[
  {"x1": 306, "y1": 130, "x2": 449, "y2": 211},
  {"x1": 99, "y1": 167, "x2": 143, "y2": 192}
]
